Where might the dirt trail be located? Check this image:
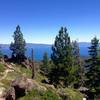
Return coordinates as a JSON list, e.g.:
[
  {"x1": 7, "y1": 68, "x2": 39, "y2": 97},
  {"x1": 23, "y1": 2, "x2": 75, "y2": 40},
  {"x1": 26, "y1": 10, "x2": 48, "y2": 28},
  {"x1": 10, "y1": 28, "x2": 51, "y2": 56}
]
[{"x1": 0, "y1": 63, "x2": 15, "y2": 99}]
